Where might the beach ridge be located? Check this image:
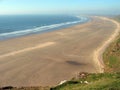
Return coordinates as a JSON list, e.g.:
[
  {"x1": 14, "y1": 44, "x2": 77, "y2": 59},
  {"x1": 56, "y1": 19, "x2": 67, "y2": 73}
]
[{"x1": 93, "y1": 16, "x2": 120, "y2": 73}]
